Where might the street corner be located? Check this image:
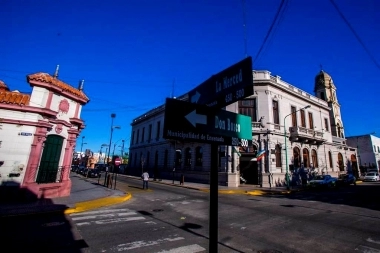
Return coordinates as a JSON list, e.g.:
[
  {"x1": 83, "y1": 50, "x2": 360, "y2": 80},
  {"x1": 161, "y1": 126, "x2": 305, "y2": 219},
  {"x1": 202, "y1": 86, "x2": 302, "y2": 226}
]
[{"x1": 64, "y1": 193, "x2": 132, "y2": 215}]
